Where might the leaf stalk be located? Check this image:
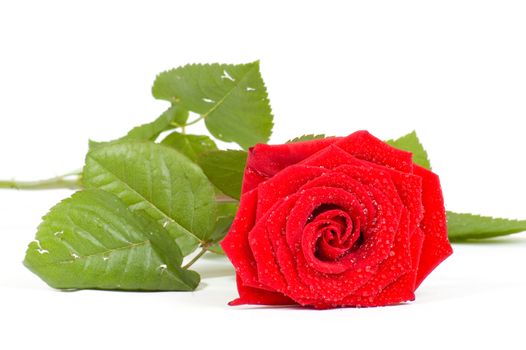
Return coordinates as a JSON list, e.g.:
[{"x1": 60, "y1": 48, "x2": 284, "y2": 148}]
[
  {"x1": 0, "y1": 173, "x2": 82, "y2": 190},
  {"x1": 182, "y1": 246, "x2": 208, "y2": 270}
]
